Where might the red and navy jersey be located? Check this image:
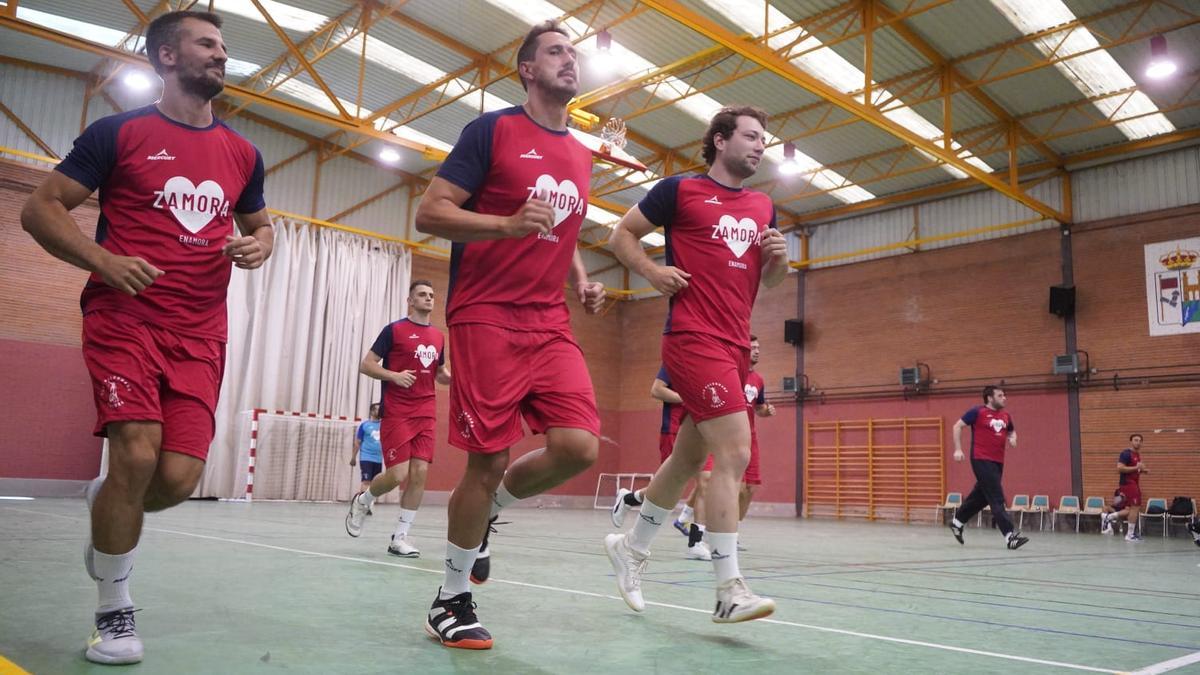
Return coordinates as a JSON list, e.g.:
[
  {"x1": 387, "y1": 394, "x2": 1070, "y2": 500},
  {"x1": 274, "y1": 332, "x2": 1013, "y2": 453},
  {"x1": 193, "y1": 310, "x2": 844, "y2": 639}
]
[
  {"x1": 1118, "y1": 448, "x2": 1141, "y2": 487},
  {"x1": 437, "y1": 106, "x2": 591, "y2": 331},
  {"x1": 744, "y1": 369, "x2": 766, "y2": 431},
  {"x1": 962, "y1": 405, "x2": 1014, "y2": 463},
  {"x1": 370, "y1": 318, "x2": 445, "y2": 419},
  {"x1": 656, "y1": 364, "x2": 686, "y2": 435},
  {"x1": 638, "y1": 174, "x2": 775, "y2": 348},
  {"x1": 54, "y1": 105, "x2": 266, "y2": 341}
]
